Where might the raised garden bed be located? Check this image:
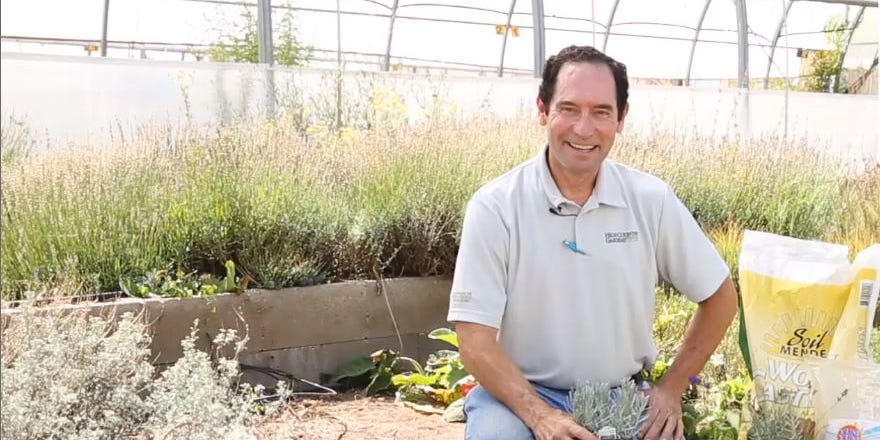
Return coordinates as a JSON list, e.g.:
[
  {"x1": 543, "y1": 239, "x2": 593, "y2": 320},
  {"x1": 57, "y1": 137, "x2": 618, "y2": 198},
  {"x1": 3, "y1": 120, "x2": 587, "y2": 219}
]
[{"x1": 0, "y1": 277, "x2": 453, "y2": 387}]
